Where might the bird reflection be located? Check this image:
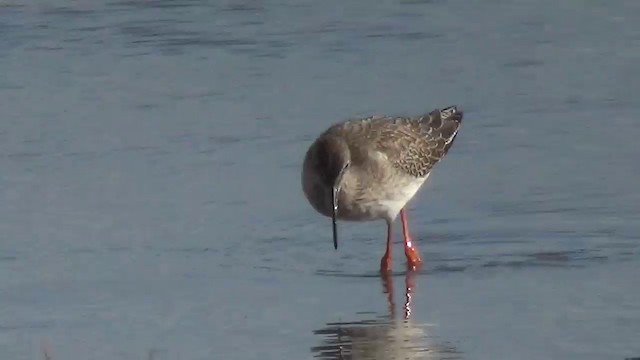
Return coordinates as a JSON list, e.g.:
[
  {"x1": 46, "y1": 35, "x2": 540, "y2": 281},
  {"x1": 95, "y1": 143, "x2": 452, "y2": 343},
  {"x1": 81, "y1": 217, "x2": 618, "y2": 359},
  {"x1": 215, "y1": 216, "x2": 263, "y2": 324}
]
[
  {"x1": 380, "y1": 269, "x2": 416, "y2": 321},
  {"x1": 311, "y1": 271, "x2": 461, "y2": 360}
]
